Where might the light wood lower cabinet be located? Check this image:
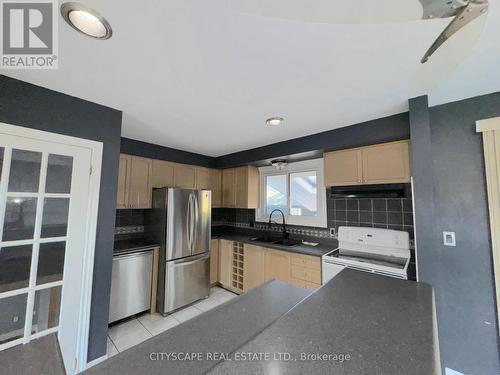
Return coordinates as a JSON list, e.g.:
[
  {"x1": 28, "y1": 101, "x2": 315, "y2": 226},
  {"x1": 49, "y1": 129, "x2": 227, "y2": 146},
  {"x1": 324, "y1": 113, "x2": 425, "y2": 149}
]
[
  {"x1": 289, "y1": 253, "x2": 322, "y2": 290},
  {"x1": 218, "y1": 239, "x2": 233, "y2": 288},
  {"x1": 212, "y1": 239, "x2": 321, "y2": 292},
  {"x1": 210, "y1": 239, "x2": 219, "y2": 284},
  {"x1": 243, "y1": 244, "x2": 265, "y2": 291},
  {"x1": 264, "y1": 249, "x2": 291, "y2": 284}
]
